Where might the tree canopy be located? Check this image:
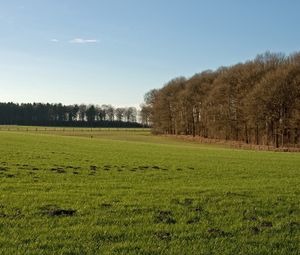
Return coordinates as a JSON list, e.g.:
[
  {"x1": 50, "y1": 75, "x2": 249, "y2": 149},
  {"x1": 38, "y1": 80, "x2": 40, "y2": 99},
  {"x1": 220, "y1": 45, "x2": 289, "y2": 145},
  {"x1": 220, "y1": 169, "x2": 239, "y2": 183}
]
[
  {"x1": 142, "y1": 52, "x2": 300, "y2": 147},
  {"x1": 0, "y1": 103, "x2": 144, "y2": 128}
]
